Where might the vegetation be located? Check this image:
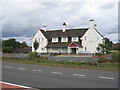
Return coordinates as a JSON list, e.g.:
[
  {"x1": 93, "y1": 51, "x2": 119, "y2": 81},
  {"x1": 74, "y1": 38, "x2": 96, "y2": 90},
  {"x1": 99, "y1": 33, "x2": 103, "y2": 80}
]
[
  {"x1": 2, "y1": 57, "x2": 119, "y2": 71},
  {"x1": 2, "y1": 38, "x2": 28, "y2": 53},
  {"x1": 111, "y1": 52, "x2": 120, "y2": 62},
  {"x1": 97, "y1": 38, "x2": 113, "y2": 55},
  {"x1": 28, "y1": 52, "x2": 38, "y2": 59},
  {"x1": 3, "y1": 46, "x2": 14, "y2": 53},
  {"x1": 33, "y1": 40, "x2": 39, "y2": 51},
  {"x1": 0, "y1": 38, "x2": 2, "y2": 51}
]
